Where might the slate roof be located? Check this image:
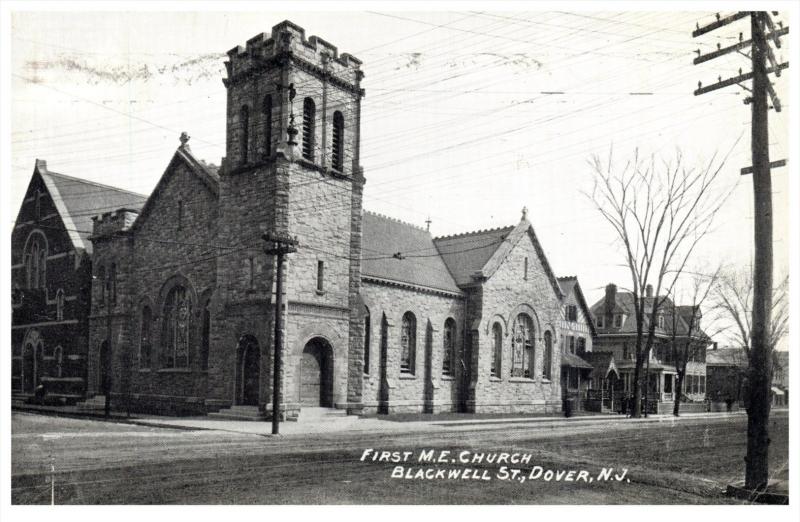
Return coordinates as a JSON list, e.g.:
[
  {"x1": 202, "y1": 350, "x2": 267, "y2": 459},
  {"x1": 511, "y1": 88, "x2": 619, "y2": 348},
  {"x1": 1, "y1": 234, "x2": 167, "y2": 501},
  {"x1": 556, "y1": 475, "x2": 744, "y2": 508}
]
[
  {"x1": 361, "y1": 211, "x2": 461, "y2": 294},
  {"x1": 706, "y1": 348, "x2": 748, "y2": 367},
  {"x1": 589, "y1": 291, "x2": 711, "y2": 341},
  {"x1": 36, "y1": 161, "x2": 147, "y2": 254},
  {"x1": 432, "y1": 226, "x2": 514, "y2": 287},
  {"x1": 561, "y1": 352, "x2": 594, "y2": 369}
]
